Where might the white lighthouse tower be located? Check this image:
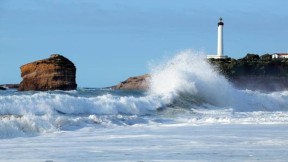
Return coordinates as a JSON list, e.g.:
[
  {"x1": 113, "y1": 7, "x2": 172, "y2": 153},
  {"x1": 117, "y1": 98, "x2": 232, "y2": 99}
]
[
  {"x1": 217, "y1": 17, "x2": 224, "y2": 57},
  {"x1": 207, "y1": 17, "x2": 227, "y2": 59}
]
